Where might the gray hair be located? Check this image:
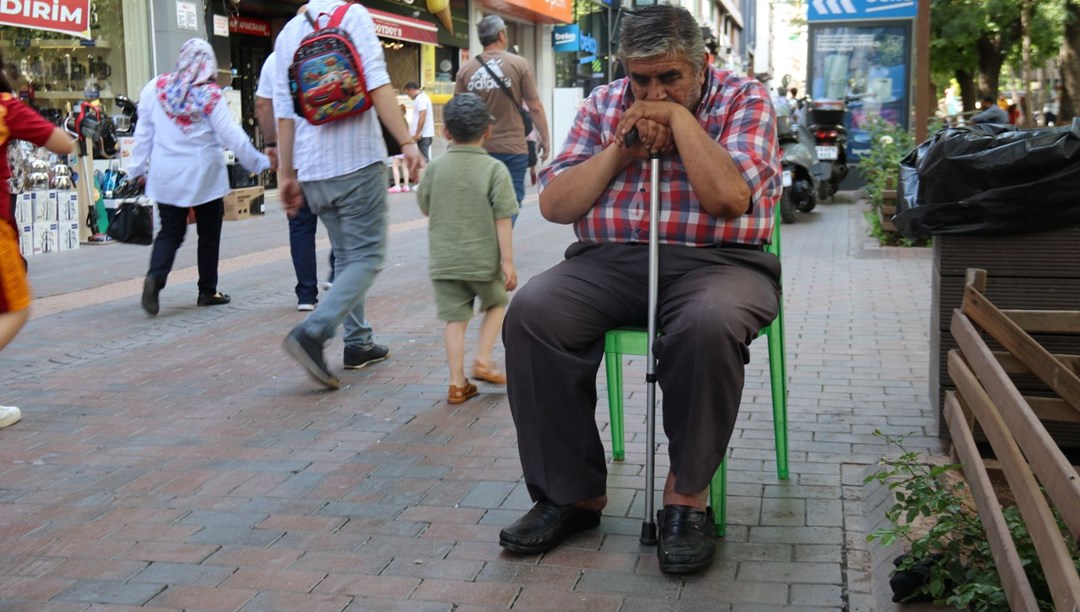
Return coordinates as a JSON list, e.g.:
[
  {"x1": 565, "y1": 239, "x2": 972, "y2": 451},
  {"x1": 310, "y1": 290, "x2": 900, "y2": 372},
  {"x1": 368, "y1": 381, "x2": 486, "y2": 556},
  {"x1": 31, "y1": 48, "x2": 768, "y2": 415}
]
[
  {"x1": 477, "y1": 15, "x2": 506, "y2": 47},
  {"x1": 618, "y1": 4, "x2": 705, "y2": 75},
  {"x1": 444, "y1": 93, "x2": 494, "y2": 142}
]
